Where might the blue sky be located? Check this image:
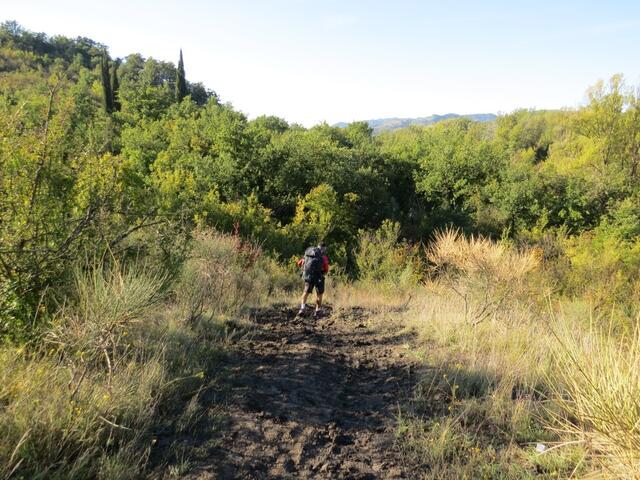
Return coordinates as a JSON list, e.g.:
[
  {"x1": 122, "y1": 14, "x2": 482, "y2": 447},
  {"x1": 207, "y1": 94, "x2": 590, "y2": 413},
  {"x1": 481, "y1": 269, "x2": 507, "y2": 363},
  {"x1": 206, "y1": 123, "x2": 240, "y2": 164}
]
[{"x1": 4, "y1": 0, "x2": 640, "y2": 125}]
